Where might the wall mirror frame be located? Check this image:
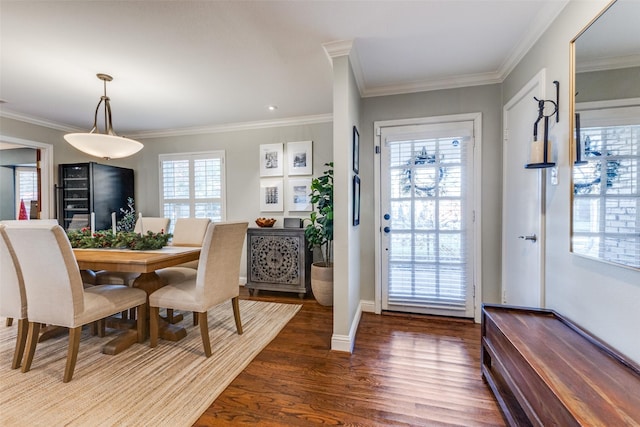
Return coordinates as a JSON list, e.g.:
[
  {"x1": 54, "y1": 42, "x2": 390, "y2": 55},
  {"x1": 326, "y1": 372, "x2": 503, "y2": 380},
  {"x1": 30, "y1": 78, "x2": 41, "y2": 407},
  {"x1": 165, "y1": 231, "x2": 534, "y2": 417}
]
[{"x1": 569, "y1": 0, "x2": 640, "y2": 270}]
